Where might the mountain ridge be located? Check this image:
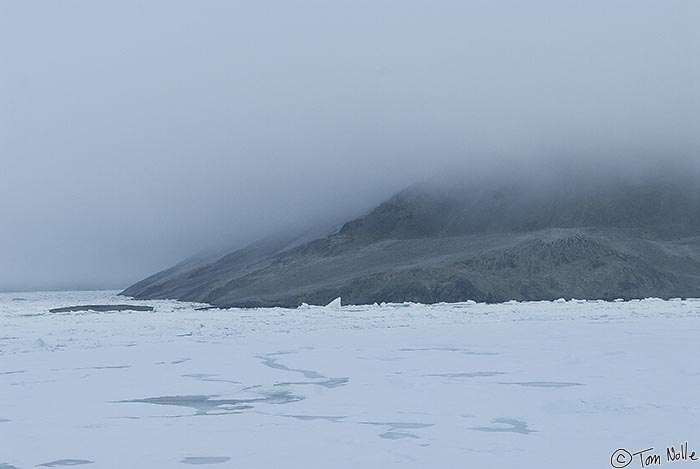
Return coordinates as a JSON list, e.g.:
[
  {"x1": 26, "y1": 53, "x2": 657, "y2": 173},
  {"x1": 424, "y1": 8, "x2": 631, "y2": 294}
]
[{"x1": 121, "y1": 175, "x2": 700, "y2": 306}]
